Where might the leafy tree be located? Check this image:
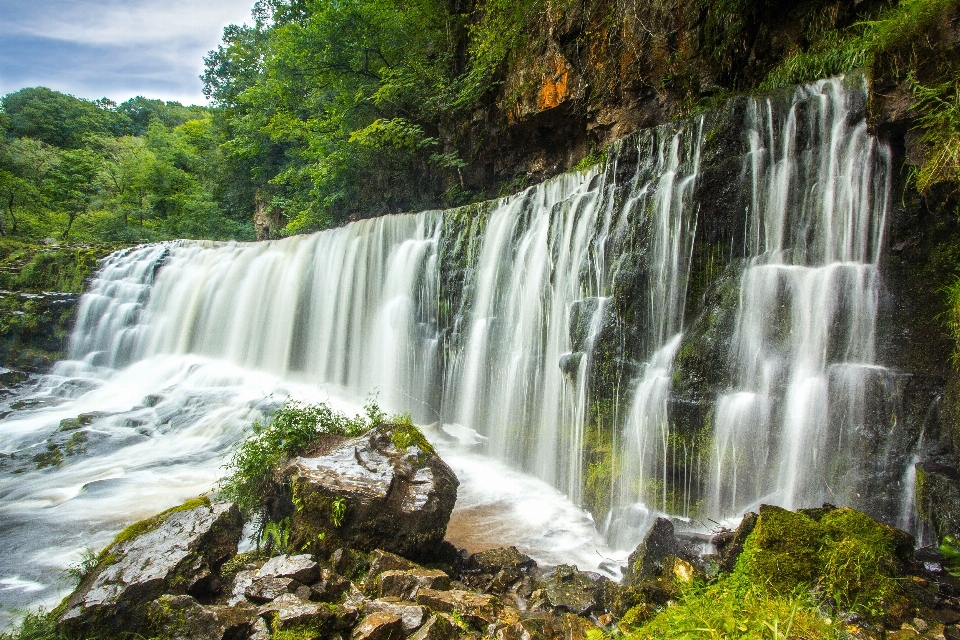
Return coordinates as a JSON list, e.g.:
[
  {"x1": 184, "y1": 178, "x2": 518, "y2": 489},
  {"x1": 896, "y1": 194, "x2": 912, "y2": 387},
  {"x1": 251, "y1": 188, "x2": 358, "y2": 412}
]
[
  {"x1": 44, "y1": 148, "x2": 101, "y2": 239},
  {"x1": 2, "y1": 87, "x2": 121, "y2": 148}
]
